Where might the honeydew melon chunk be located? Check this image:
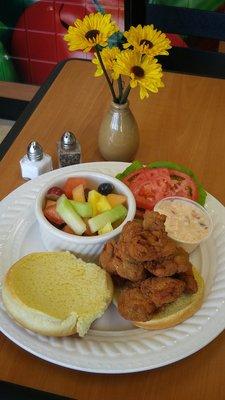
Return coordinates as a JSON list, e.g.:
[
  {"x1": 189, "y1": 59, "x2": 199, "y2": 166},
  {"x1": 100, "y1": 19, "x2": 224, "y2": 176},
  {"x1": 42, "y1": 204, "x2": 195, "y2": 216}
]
[
  {"x1": 88, "y1": 205, "x2": 127, "y2": 233},
  {"x1": 56, "y1": 195, "x2": 86, "y2": 235},
  {"x1": 70, "y1": 200, "x2": 93, "y2": 218}
]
